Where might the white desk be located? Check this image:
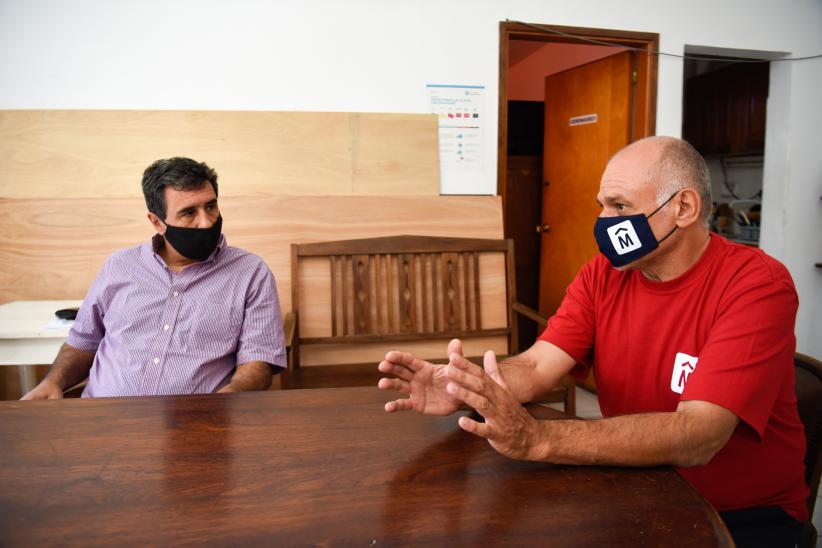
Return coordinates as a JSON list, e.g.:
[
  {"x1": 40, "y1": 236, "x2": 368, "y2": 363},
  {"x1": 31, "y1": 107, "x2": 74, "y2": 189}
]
[{"x1": 0, "y1": 300, "x2": 83, "y2": 394}]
